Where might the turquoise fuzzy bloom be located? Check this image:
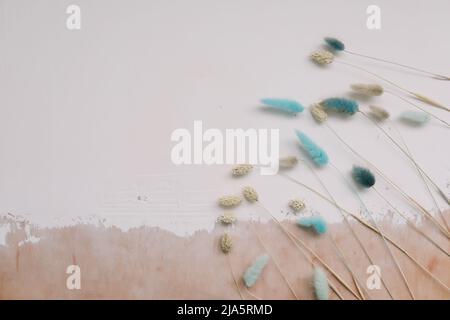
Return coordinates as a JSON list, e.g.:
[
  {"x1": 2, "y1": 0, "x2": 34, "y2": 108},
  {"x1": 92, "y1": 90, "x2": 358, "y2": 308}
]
[
  {"x1": 295, "y1": 130, "x2": 329, "y2": 166},
  {"x1": 261, "y1": 98, "x2": 304, "y2": 114},
  {"x1": 314, "y1": 267, "x2": 329, "y2": 300},
  {"x1": 243, "y1": 254, "x2": 270, "y2": 288},
  {"x1": 297, "y1": 216, "x2": 328, "y2": 234}
]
